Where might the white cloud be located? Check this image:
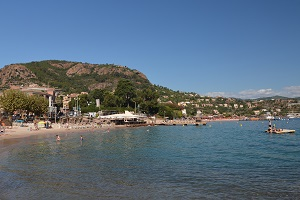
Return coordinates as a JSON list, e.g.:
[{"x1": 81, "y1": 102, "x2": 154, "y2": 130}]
[
  {"x1": 205, "y1": 92, "x2": 227, "y2": 97},
  {"x1": 238, "y1": 88, "x2": 278, "y2": 99},
  {"x1": 283, "y1": 86, "x2": 300, "y2": 98},
  {"x1": 205, "y1": 86, "x2": 300, "y2": 99}
]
